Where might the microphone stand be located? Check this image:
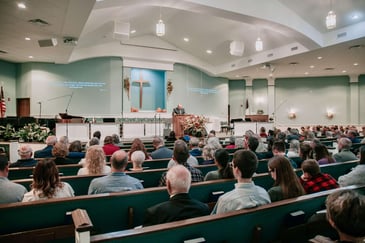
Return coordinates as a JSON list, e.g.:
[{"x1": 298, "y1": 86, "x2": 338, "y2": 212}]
[{"x1": 64, "y1": 92, "x2": 74, "y2": 138}]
